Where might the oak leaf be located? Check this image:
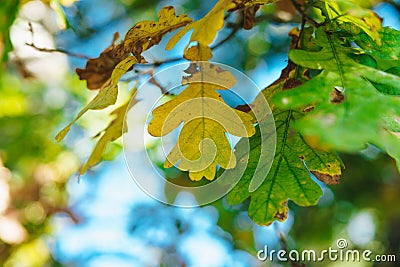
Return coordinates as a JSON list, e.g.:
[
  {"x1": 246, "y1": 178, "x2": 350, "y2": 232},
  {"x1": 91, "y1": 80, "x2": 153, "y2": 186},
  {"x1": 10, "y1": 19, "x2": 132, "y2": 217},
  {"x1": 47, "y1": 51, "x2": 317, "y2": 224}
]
[
  {"x1": 227, "y1": 79, "x2": 343, "y2": 225},
  {"x1": 76, "y1": 33, "x2": 126, "y2": 90},
  {"x1": 355, "y1": 27, "x2": 400, "y2": 66},
  {"x1": 166, "y1": 0, "x2": 274, "y2": 60},
  {"x1": 321, "y1": 0, "x2": 382, "y2": 45},
  {"x1": 79, "y1": 88, "x2": 138, "y2": 175},
  {"x1": 148, "y1": 64, "x2": 255, "y2": 181},
  {"x1": 273, "y1": 27, "x2": 400, "y2": 170},
  {"x1": 56, "y1": 56, "x2": 137, "y2": 142},
  {"x1": 122, "y1": 6, "x2": 192, "y2": 59},
  {"x1": 166, "y1": 0, "x2": 235, "y2": 54}
]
